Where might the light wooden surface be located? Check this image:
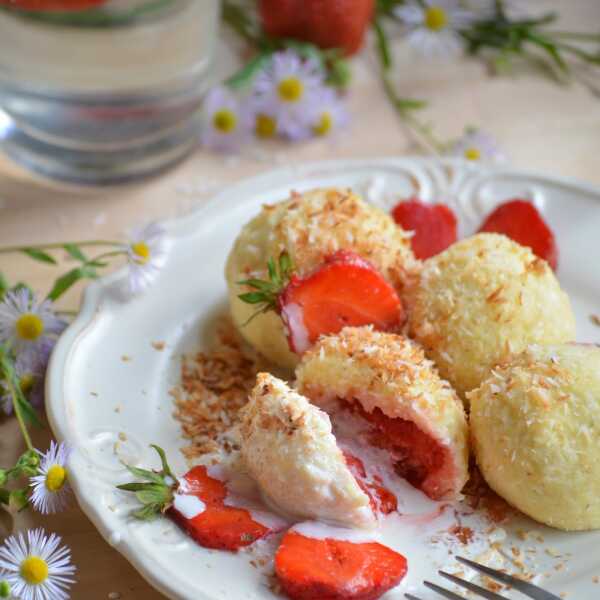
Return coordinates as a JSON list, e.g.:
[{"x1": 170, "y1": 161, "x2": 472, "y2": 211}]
[{"x1": 1, "y1": 2, "x2": 599, "y2": 598}]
